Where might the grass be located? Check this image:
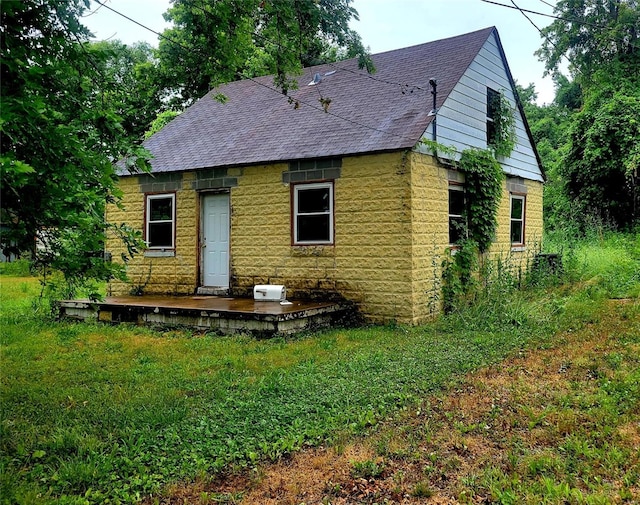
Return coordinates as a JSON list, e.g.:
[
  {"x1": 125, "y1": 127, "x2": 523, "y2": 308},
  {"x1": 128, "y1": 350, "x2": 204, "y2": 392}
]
[{"x1": 1, "y1": 232, "x2": 638, "y2": 504}]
